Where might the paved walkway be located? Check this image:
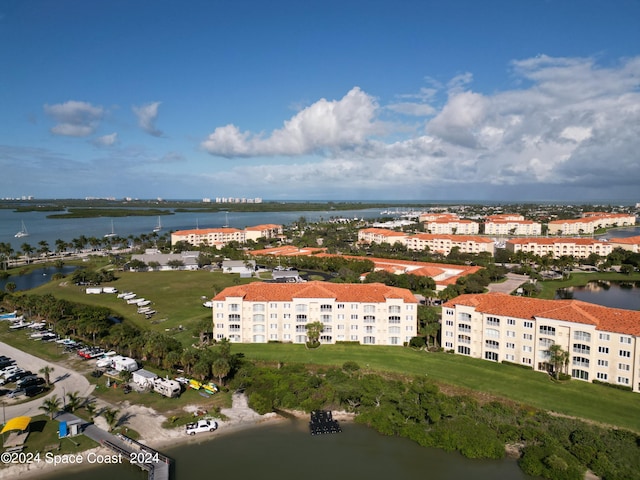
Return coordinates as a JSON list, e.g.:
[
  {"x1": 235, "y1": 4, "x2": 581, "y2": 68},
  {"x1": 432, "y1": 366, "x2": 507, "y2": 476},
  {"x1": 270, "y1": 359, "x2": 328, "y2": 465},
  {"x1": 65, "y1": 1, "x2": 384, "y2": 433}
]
[
  {"x1": 486, "y1": 273, "x2": 529, "y2": 294},
  {"x1": 0, "y1": 342, "x2": 94, "y2": 421}
]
